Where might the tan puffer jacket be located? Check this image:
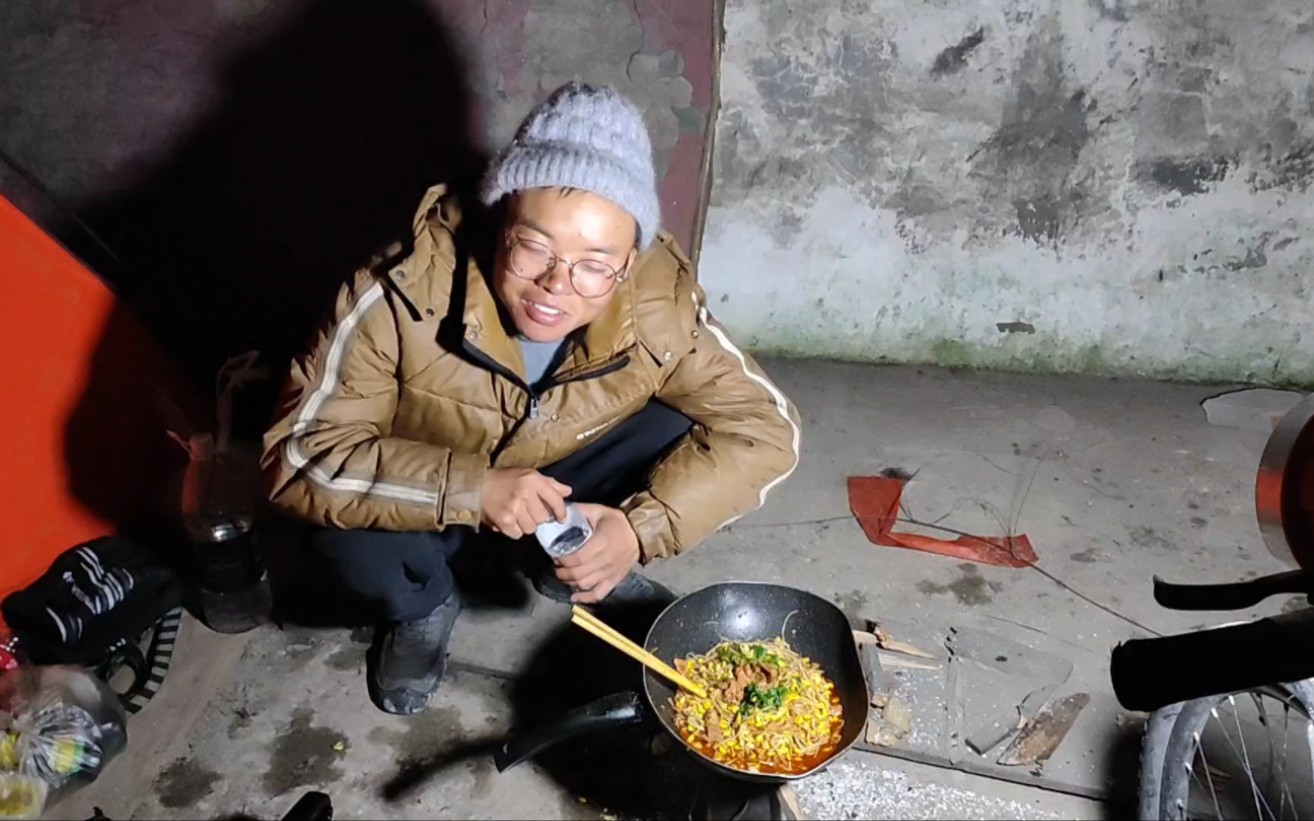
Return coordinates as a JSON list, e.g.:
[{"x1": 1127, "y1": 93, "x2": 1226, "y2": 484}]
[{"x1": 262, "y1": 185, "x2": 800, "y2": 563}]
